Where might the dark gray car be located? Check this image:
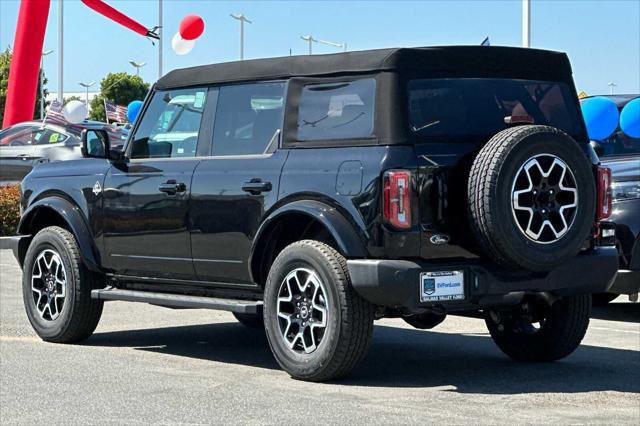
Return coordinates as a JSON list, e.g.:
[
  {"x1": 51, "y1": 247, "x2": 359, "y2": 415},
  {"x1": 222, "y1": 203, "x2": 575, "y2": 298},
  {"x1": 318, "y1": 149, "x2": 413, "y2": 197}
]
[
  {"x1": 588, "y1": 94, "x2": 640, "y2": 304},
  {"x1": 0, "y1": 121, "x2": 128, "y2": 183}
]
